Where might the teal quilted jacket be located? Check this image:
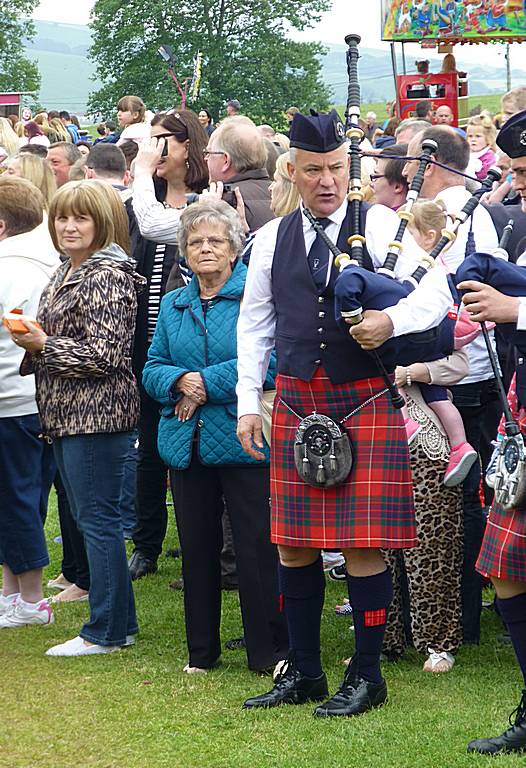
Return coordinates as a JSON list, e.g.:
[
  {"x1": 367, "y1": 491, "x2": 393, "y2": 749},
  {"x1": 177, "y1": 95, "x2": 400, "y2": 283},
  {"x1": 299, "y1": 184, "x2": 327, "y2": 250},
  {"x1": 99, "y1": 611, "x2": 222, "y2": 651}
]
[{"x1": 142, "y1": 260, "x2": 274, "y2": 469}]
